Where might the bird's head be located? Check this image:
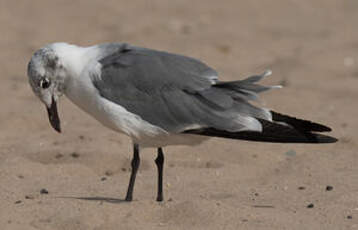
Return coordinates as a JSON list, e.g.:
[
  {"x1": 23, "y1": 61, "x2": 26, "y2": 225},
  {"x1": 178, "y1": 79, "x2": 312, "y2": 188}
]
[{"x1": 27, "y1": 45, "x2": 67, "y2": 133}]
